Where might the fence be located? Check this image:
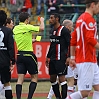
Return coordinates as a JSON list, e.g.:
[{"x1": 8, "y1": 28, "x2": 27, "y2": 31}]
[{"x1": 42, "y1": 4, "x2": 99, "y2": 41}]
